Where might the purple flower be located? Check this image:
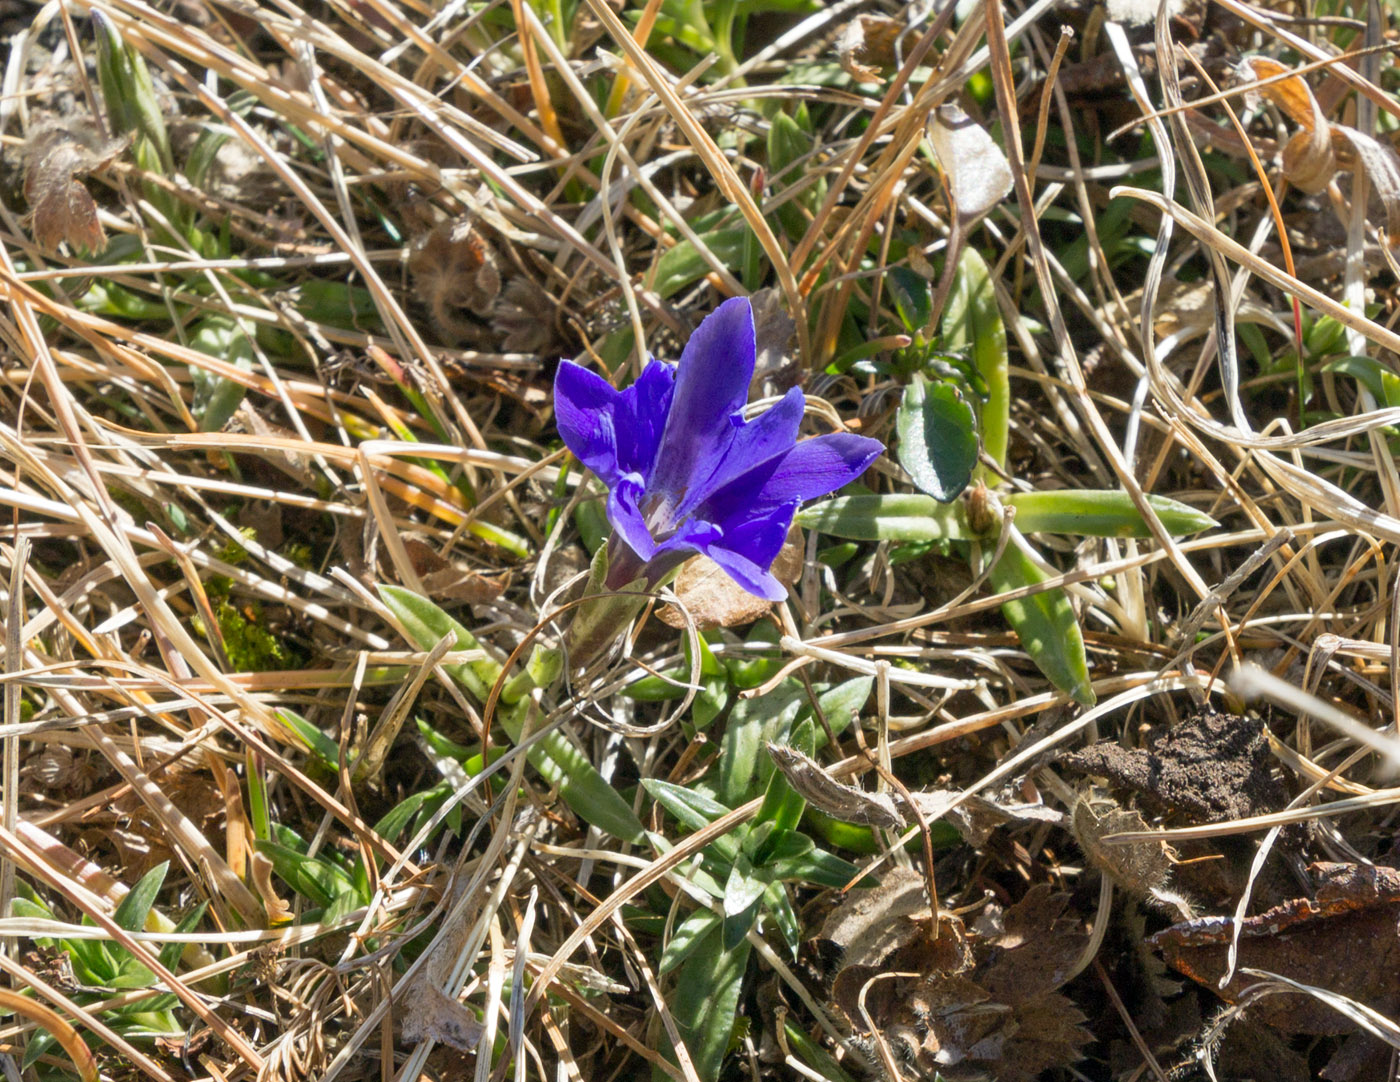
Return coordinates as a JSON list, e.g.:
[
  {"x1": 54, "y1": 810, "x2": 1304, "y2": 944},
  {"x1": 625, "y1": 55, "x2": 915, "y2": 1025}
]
[{"x1": 555, "y1": 297, "x2": 884, "y2": 601}]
